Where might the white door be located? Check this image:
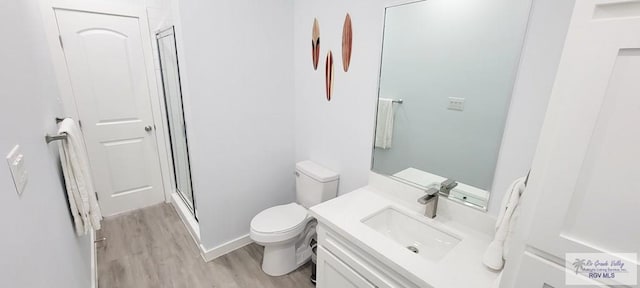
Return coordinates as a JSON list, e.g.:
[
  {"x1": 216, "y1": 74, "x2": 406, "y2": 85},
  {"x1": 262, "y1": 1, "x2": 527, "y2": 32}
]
[
  {"x1": 56, "y1": 9, "x2": 165, "y2": 216},
  {"x1": 512, "y1": 0, "x2": 640, "y2": 286}
]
